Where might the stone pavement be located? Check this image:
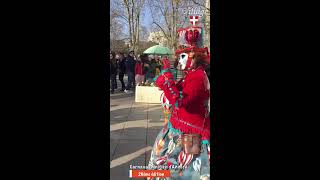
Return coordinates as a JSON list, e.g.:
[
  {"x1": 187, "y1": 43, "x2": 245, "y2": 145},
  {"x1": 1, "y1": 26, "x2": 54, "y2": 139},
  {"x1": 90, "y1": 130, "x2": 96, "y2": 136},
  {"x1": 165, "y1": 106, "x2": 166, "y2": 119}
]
[{"x1": 110, "y1": 76, "x2": 165, "y2": 180}]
